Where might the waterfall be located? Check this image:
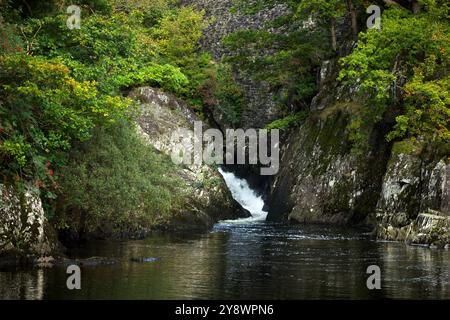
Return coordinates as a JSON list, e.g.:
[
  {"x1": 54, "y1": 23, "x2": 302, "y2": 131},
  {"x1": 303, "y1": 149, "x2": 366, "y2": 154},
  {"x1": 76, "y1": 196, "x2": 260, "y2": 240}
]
[{"x1": 218, "y1": 168, "x2": 268, "y2": 222}]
